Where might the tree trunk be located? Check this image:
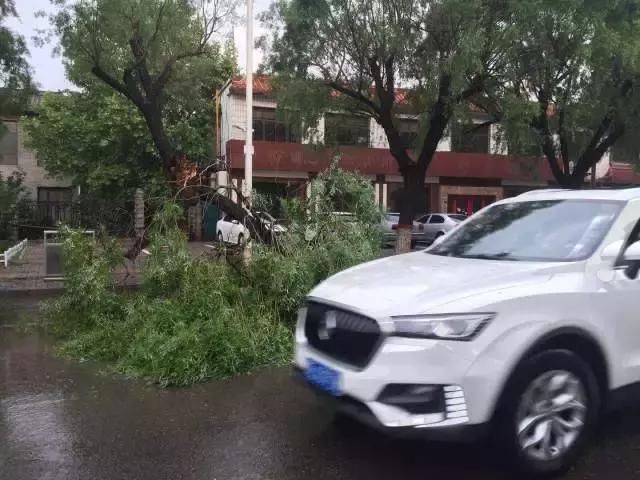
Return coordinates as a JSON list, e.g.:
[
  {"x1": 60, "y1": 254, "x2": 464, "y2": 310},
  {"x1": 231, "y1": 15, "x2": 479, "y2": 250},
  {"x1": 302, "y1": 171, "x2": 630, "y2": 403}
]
[
  {"x1": 139, "y1": 102, "x2": 177, "y2": 173},
  {"x1": 394, "y1": 165, "x2": 425, "y2": 254}
]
